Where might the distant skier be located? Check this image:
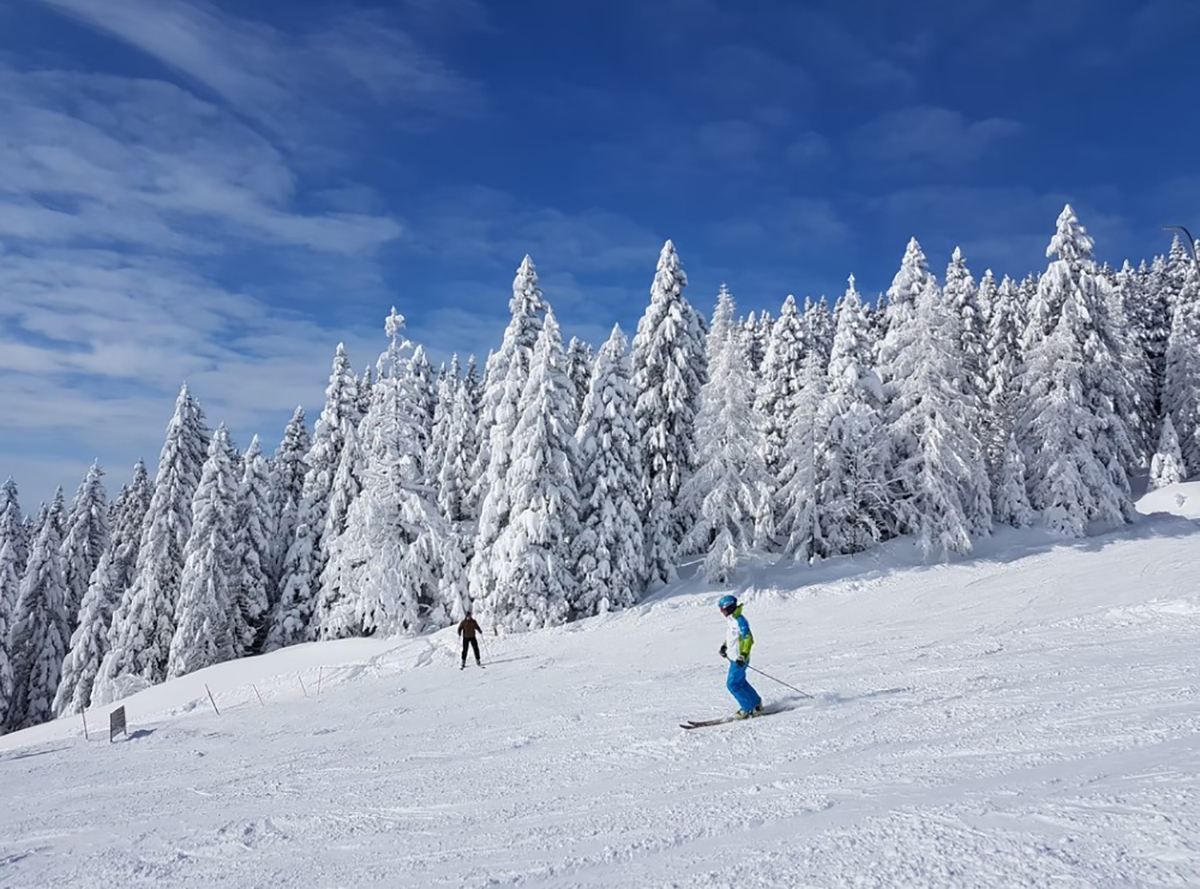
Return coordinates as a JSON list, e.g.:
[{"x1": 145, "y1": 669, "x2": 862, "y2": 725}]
[
  {"x1": 458, "y1": 612, "x2": 483, "y2": 669},
  {"x1": 718, "y1": 595, "x2": 762, "y2": 719}
]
